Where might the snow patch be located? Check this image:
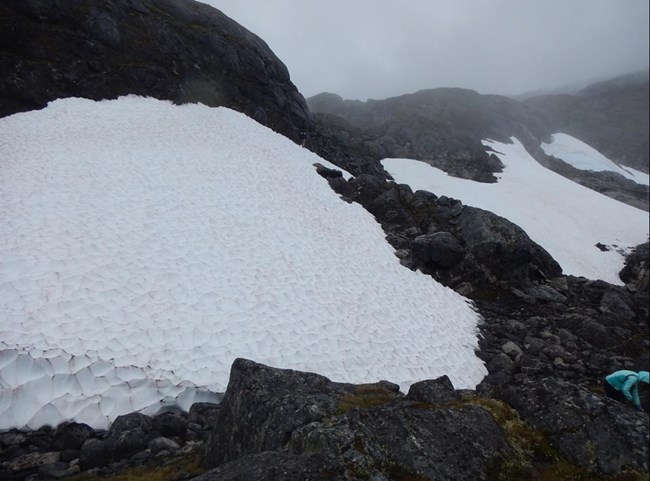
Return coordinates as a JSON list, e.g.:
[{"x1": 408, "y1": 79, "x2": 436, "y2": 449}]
[
  {"x1": 541, "y1": 133, "x2": 649, "y2": 186},
  {"x1": 0, "y1": 96, "x2": 486, "y2": 430}
]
